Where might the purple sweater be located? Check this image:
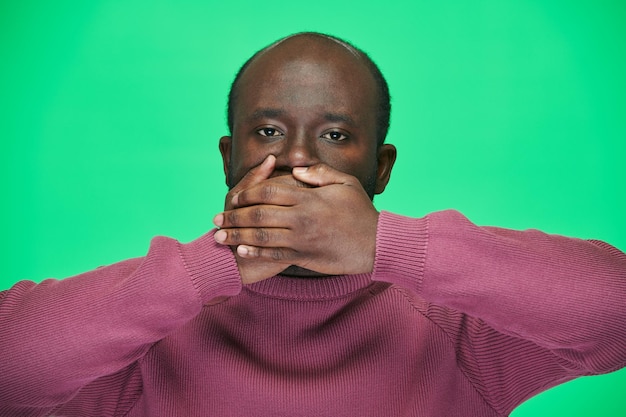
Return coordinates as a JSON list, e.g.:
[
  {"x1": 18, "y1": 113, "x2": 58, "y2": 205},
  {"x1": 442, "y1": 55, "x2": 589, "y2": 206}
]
[{"x1": 1, "y1": 210, "x2": 625, "y2": 416}]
